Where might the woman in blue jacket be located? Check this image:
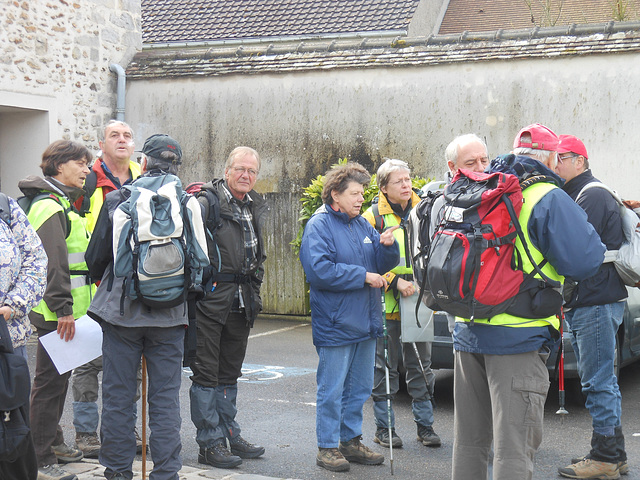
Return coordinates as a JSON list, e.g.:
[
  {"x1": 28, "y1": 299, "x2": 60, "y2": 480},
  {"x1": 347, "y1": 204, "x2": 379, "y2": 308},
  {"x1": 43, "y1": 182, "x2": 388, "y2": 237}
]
[{"x1": 299, "y1": 162, "x2": 400, "y2": 472}]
